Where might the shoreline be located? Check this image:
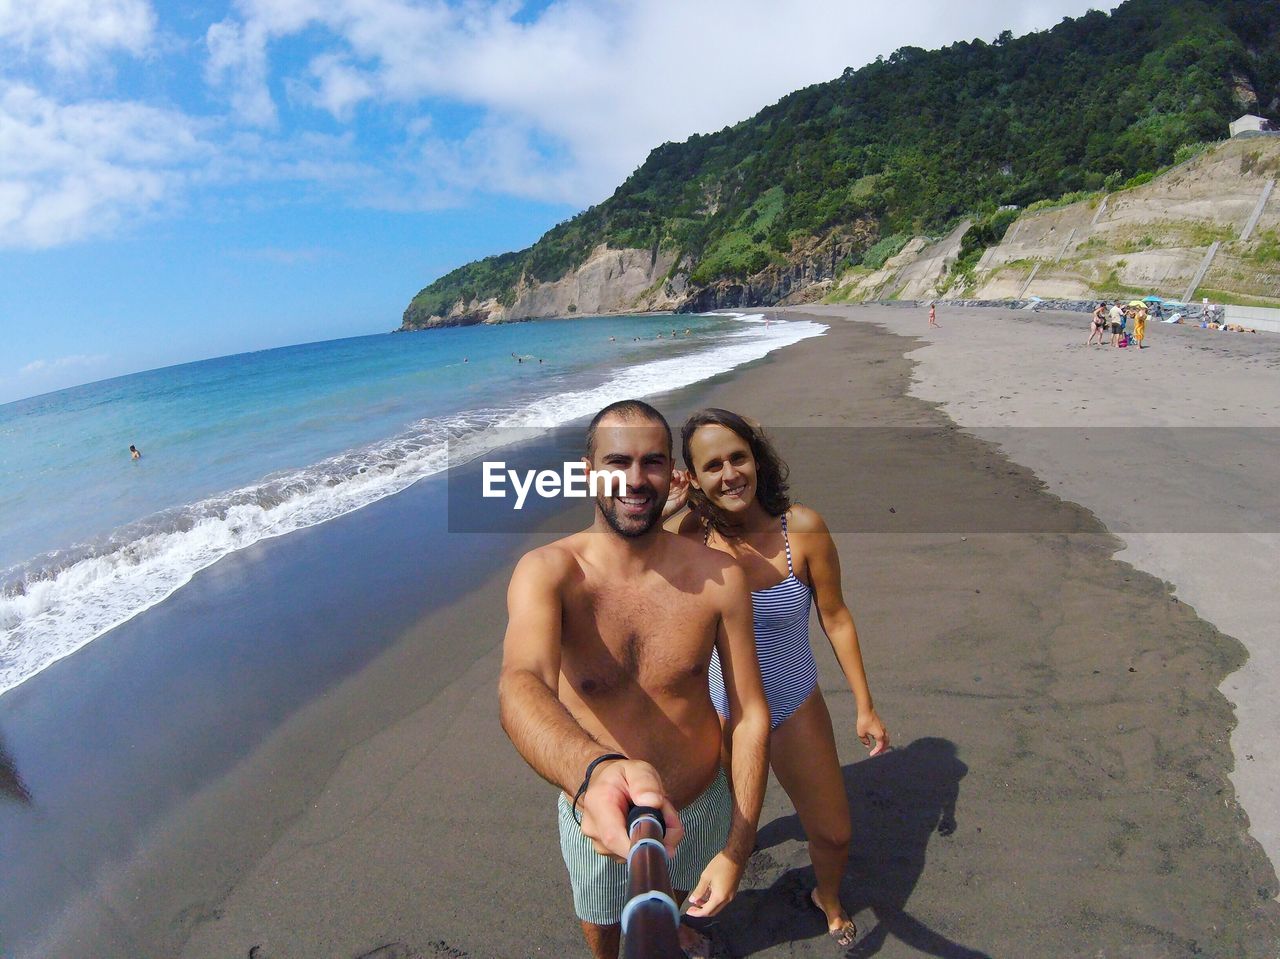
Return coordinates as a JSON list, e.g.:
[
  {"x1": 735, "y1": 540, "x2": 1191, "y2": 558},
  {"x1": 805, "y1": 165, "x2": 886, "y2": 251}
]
[
  {"x1": 0, "y1": 336, "x2": 801, "y2": 958},
  {"x1": 0, "y1": 308, "x2": 811, "y2": 703},
  {"x1": 7, "y1": 308, "x2": 1279, "y2": 956}
]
